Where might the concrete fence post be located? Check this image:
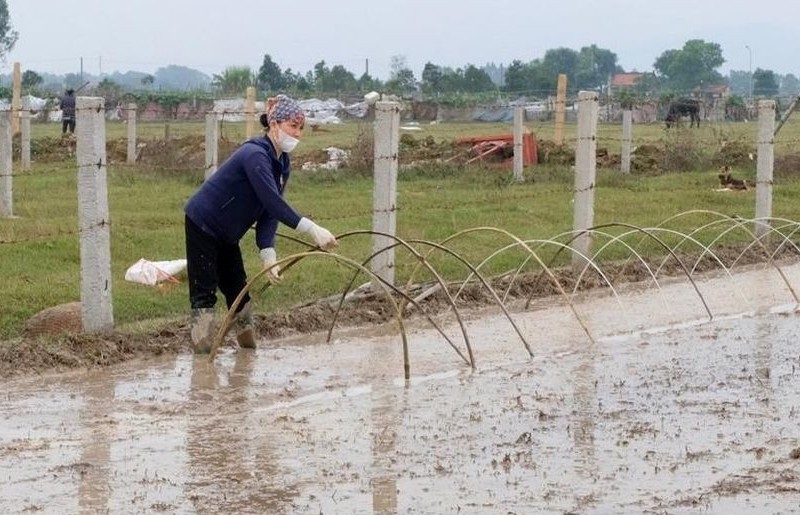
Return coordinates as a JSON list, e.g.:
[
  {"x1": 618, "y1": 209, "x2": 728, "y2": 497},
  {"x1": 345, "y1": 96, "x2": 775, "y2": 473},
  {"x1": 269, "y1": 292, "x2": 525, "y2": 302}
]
[
  {"x1": 620, "y1": 109, "x2": 632, "y2": 174},
  {"x1": 245, "y1": 86, "x2": 256, "y2": 139},
  {"x1": 0, "y1": 110, "x2": 12, "y2": 217},
  {"x1": 20, "y1": 99, "x2": 31, "y2": 172},
  {"x1": 126, "y1": 103, "x2": 137, "y2": 164},
  {"x1": 11, "y1": 62, "x2": 20, "y2": 135},
  {"x1": 554, "y1": 74, "x2": 568, "y2": 146},
  {"x1": 755, "y1": 100, "x2": 776, "y2": 238},
  {"x1": 76, "y1": 97, "x2": 114, "y2": 334},
  {"x1": 572, "y1": 91, "x2": 599, "y2": 268},
  {"x1": 371, "y1": 101, "x2": 400, "y2": 289},
  {"x1": 205, "y1": 113, "x2": 219, "y2": 179},
  {"x1": 513, "y1": 106, "x2": 524, "y2": 182}
]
